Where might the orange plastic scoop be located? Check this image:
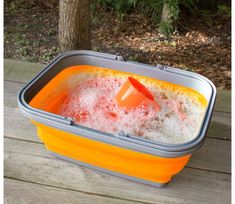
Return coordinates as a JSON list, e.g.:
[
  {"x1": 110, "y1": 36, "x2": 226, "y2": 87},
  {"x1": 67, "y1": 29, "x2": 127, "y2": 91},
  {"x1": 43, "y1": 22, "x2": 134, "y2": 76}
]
[{"x1": 115, "y1": 77, "x2": 160, "y2": 111}]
